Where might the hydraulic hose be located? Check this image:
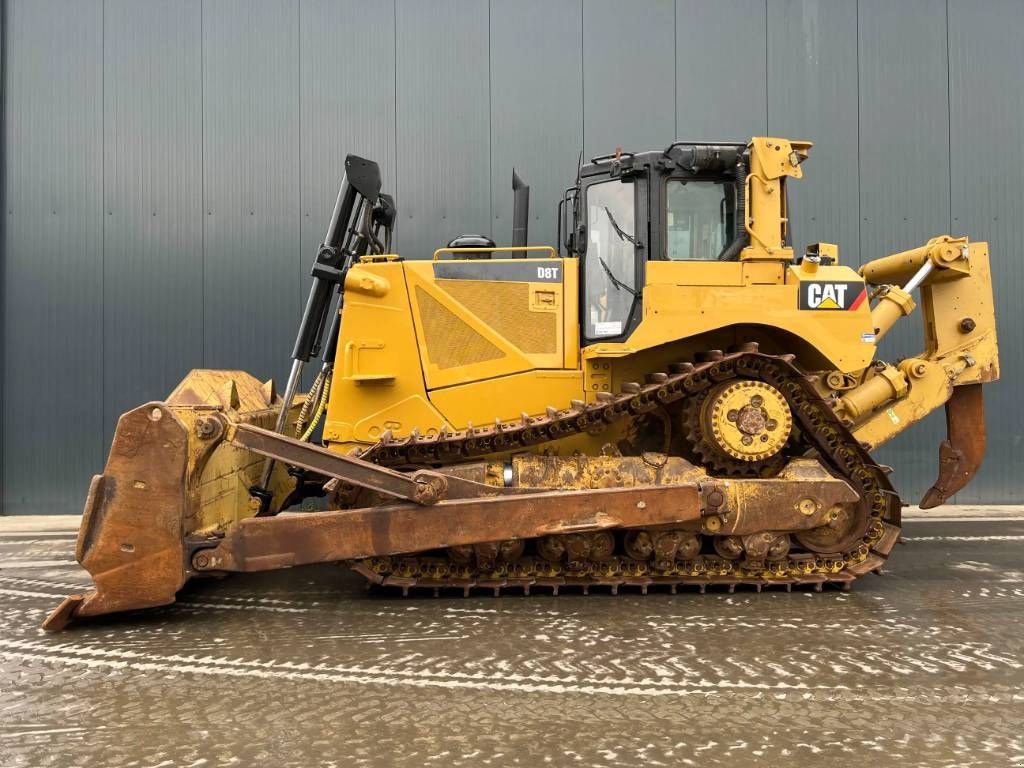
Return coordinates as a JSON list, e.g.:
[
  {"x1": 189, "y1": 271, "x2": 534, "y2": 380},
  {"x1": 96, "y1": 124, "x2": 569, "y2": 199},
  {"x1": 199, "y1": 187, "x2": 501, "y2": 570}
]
[
  {"x1": 299, "y1": 372, "x2": 332, "y2": 442},
  {"x1": 294, "y1": 368, "x2": 326, "y2": 438}
]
